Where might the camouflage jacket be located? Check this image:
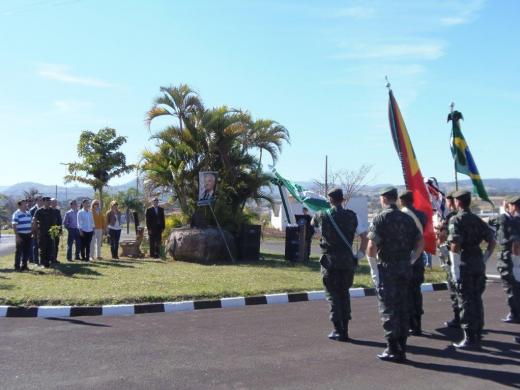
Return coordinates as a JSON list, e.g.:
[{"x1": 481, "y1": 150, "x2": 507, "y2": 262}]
[
  {"x1": 368, "y1": 204, "x2": 421, "y2": 263},
  {"x1": 312, "y1": 205, "x2": 358, "y2": 265},
  {"x1": 447, "y1": 209, "x2": 494, "y2": 272},
  {"x1": 495, "y1": 213, "x2": 520, "y2": 267}
]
